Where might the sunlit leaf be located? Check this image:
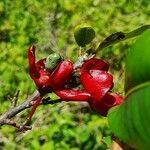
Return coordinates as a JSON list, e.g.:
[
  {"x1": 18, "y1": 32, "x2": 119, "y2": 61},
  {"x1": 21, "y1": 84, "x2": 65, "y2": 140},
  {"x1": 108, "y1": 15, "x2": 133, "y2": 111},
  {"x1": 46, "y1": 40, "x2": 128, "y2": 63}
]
[
  {"x1": 108, "y1": 30, "x2": 150, "y2": 149},
  {"x1": 125, "y1": 29, "x2": 150, "y2": 92}
]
